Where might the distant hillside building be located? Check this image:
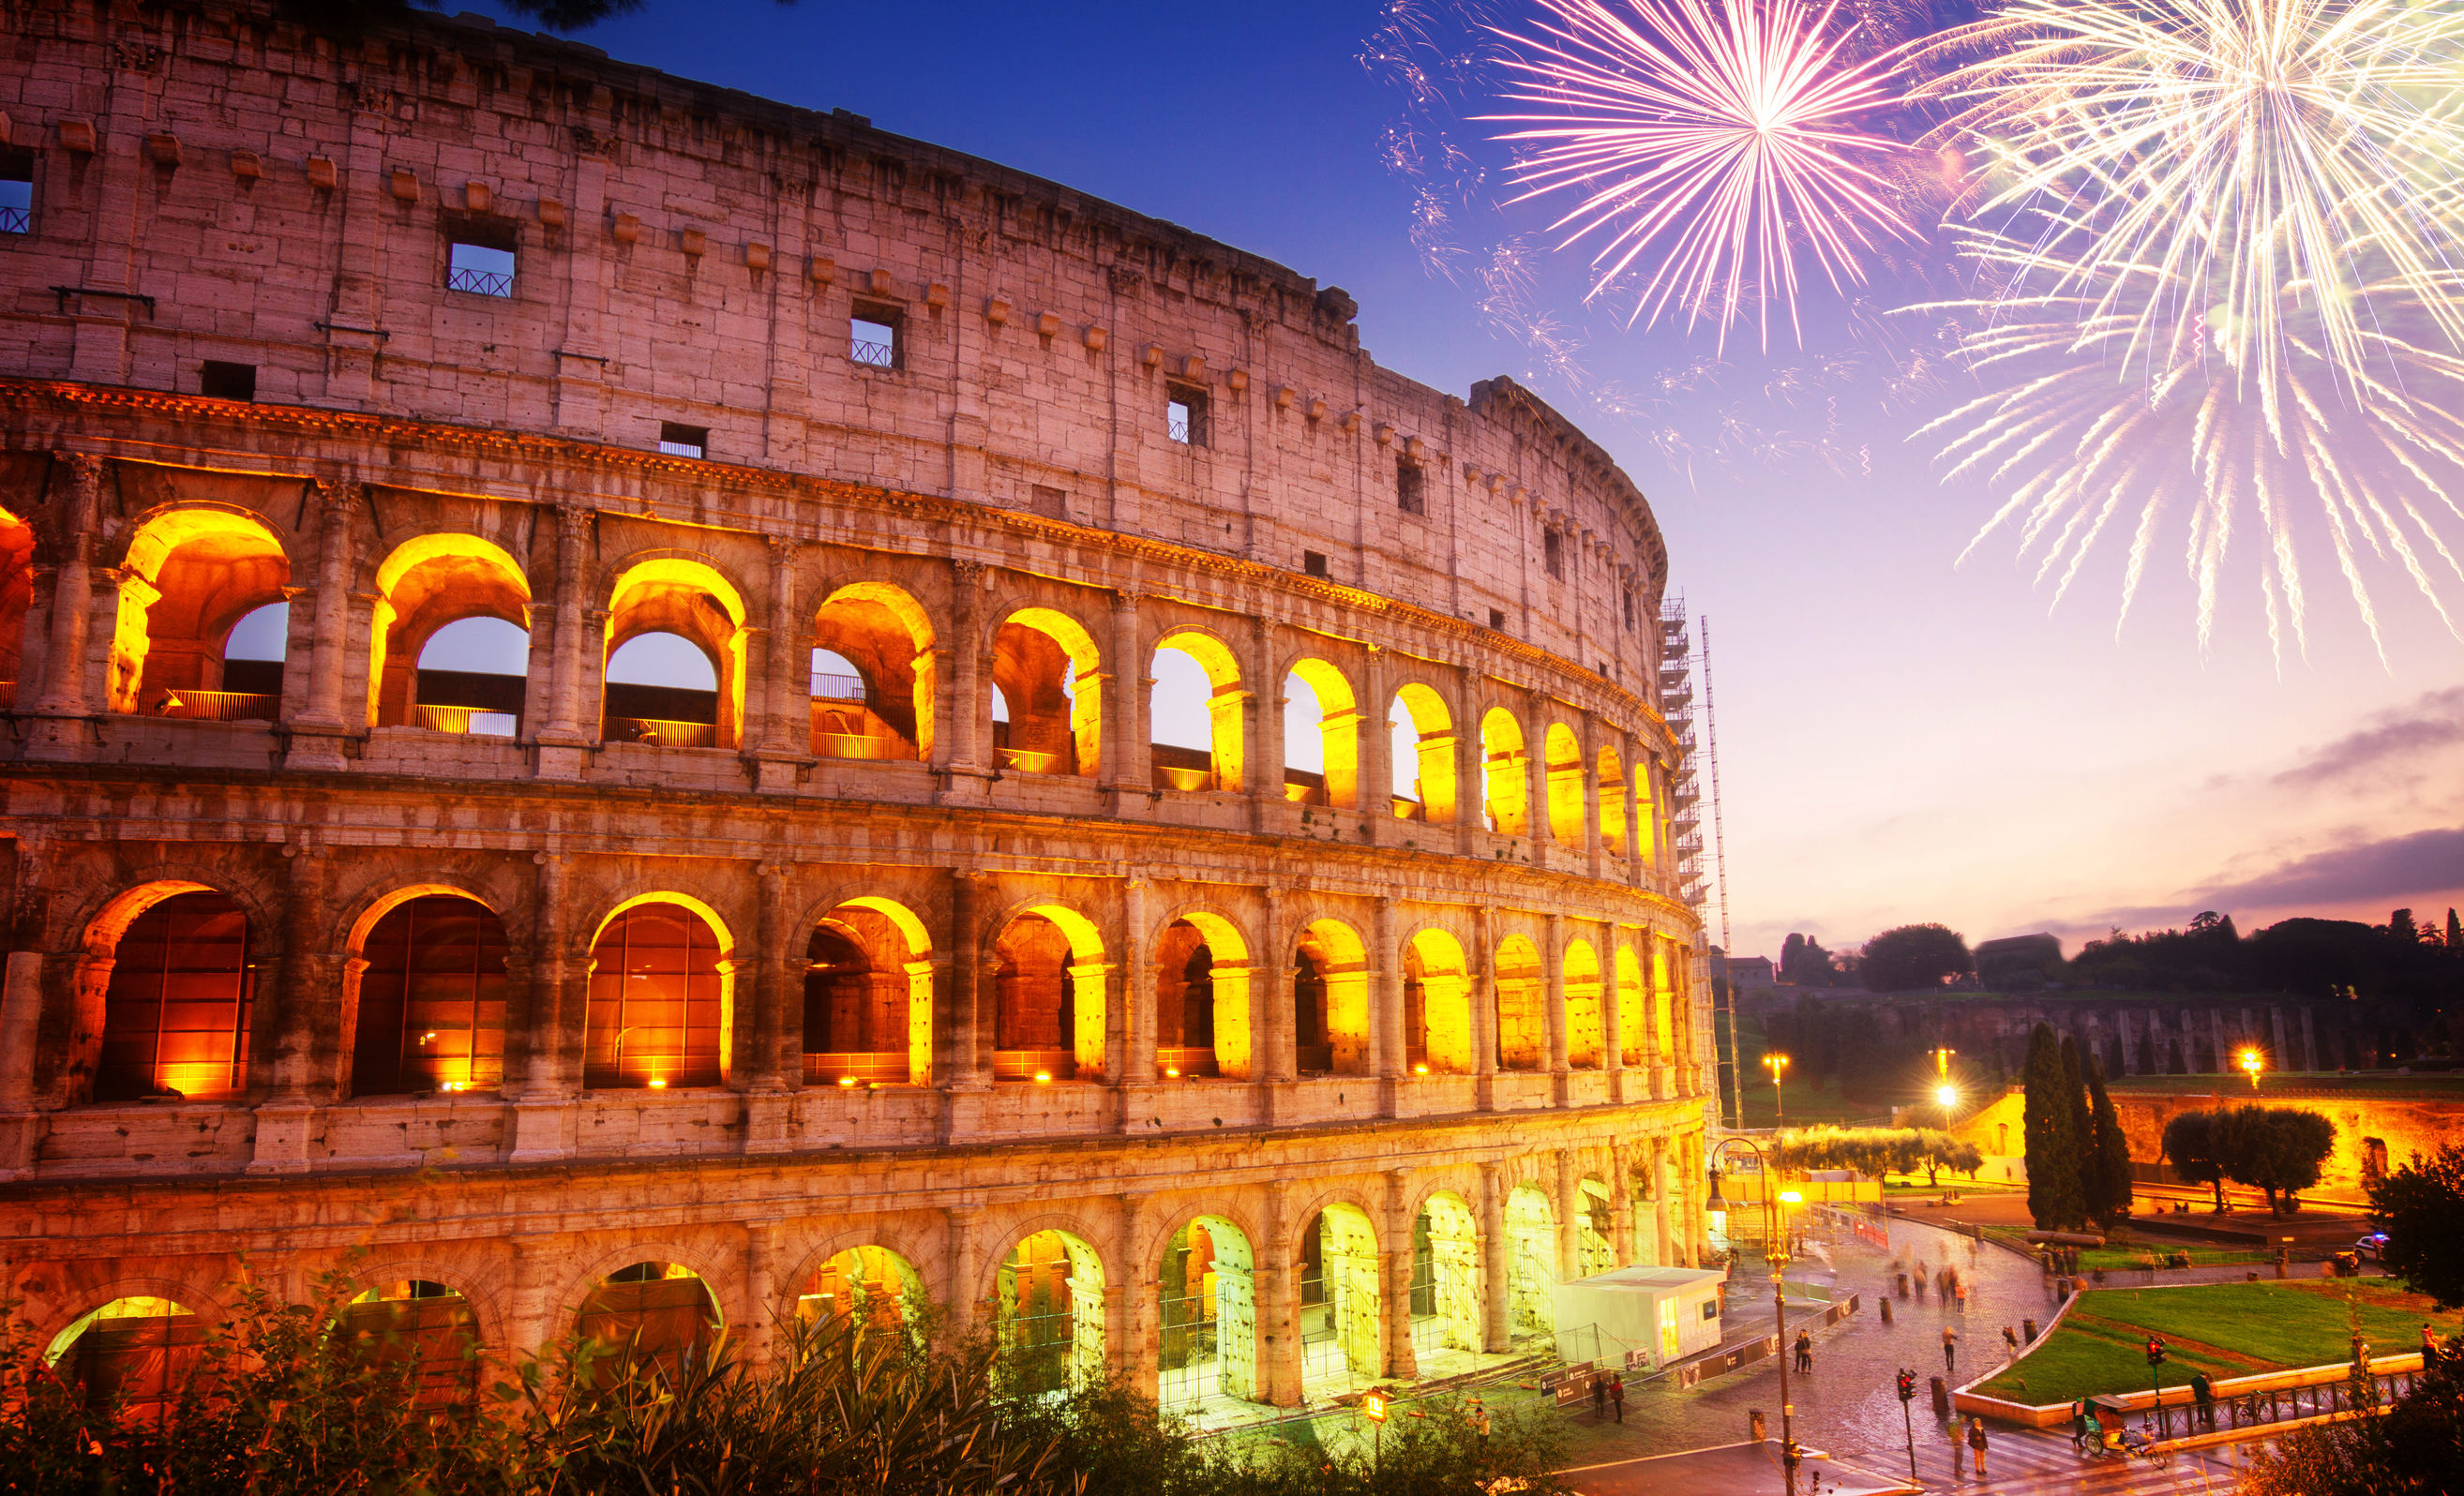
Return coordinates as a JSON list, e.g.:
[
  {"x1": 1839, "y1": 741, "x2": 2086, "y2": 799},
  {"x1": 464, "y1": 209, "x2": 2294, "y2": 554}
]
[
  {"x1": 1976, "y1": 933, "x2": 2063, "y2": 988},
  {"x1": 1713, "y1": 954, "x2": 1777, "y2": 991}
]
